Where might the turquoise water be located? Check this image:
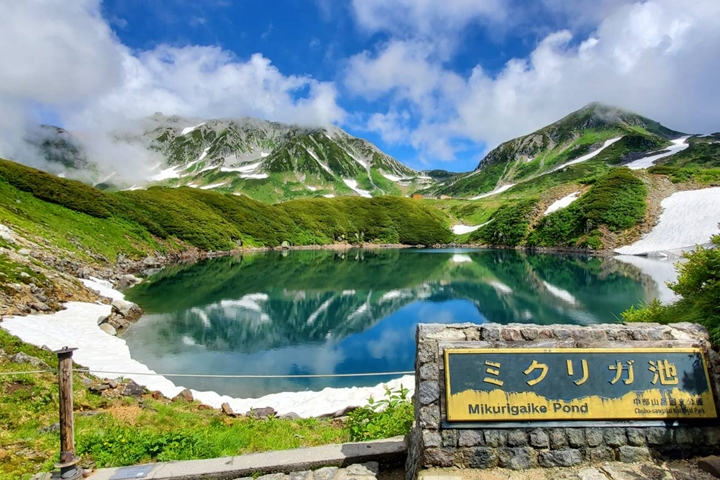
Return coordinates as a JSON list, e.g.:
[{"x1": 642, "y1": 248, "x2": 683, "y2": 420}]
[{"x1": 123, "y1": 248, "x2": 667, "y2": 397}]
